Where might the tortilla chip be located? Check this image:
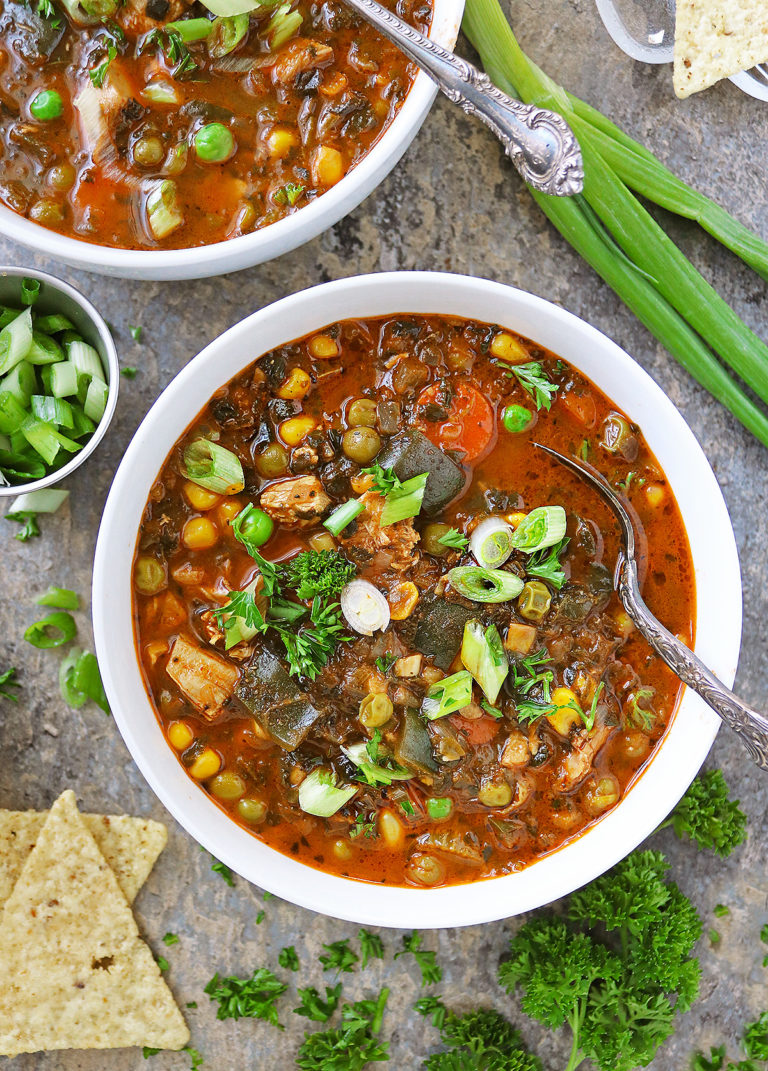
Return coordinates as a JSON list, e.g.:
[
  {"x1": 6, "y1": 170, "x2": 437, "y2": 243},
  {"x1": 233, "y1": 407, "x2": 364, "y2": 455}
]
[
  {"x1": 674, "y1": 0, "x2": 768, "y2": 98},
  {"x1": 0, "y1": 790, "x2": 189, "y2": 1057},
  {"x1": 0, "y1": 807, "x2": 167, "y2": 909}
]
